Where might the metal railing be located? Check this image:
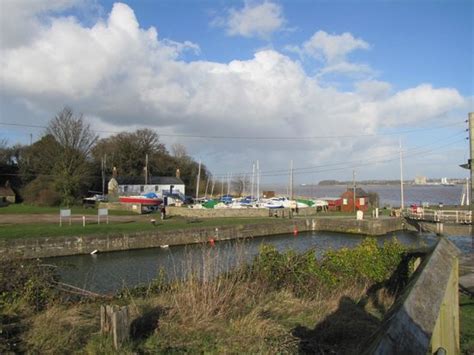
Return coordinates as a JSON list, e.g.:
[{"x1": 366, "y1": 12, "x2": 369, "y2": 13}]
[{"x1": 404, "y1": 208, "x2": 472, "y2": 224}]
